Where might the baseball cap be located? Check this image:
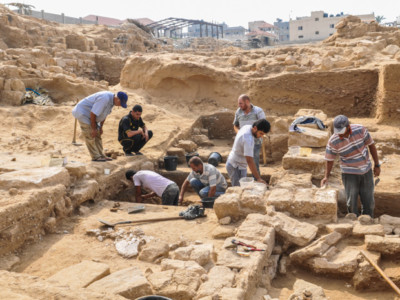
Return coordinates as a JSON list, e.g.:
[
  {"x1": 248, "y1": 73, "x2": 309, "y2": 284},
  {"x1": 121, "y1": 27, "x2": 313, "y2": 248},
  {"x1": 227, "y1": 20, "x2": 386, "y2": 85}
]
[
  {"x1": 333, "y1": 115, "x2": 349, "y2": 134},
  {"x1": 117, "y1": 91, "x2": 128, "y2": 108}
]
